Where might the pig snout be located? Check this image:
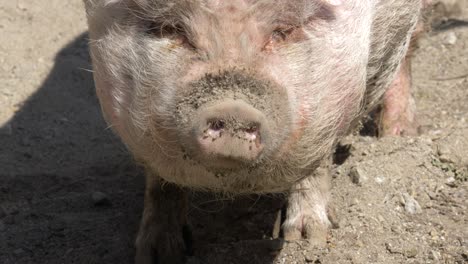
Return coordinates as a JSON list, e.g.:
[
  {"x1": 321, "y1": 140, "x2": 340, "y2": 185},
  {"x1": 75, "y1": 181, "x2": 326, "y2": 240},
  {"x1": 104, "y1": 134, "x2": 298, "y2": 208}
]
[
  {"x1": 193, "y1": 99, "x2": 268, "y2": 166},
  {"x1": 175, "y1": 72, "x2": 292, "y2": 170}
]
